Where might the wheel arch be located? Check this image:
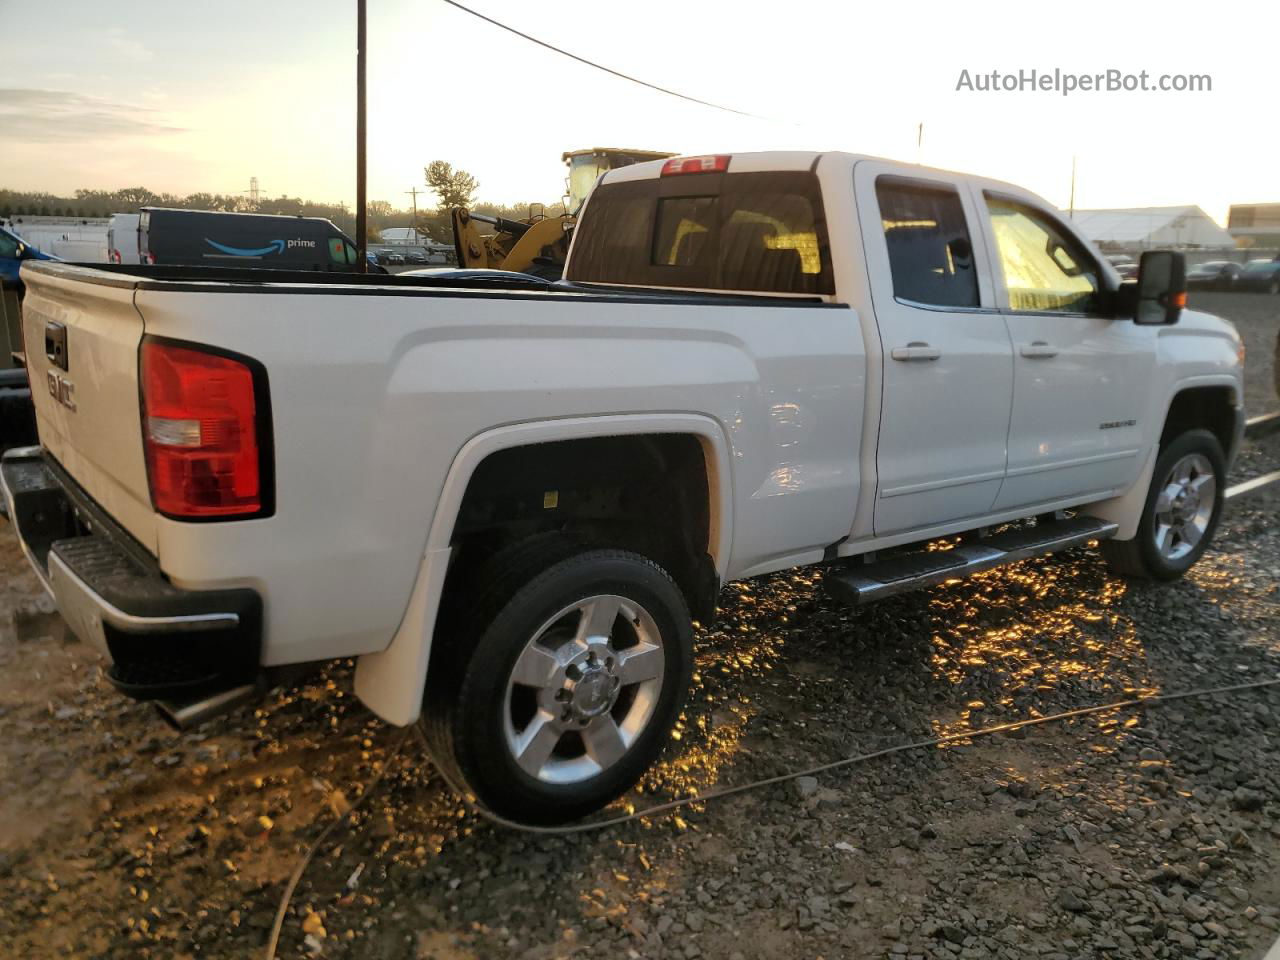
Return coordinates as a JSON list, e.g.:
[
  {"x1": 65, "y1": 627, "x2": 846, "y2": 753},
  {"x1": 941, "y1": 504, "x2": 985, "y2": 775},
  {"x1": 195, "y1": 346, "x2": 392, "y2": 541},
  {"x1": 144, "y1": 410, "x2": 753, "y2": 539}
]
[
  {"x1": 1157, "y1": 380, "x2": 1242, "y2": 469},
  {"x1": 1083, "y1": 377, "x2": 1241, "y2": 541},
  {"x1": 354, "y1": 414, "x2": 733, "y2": 726}
]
